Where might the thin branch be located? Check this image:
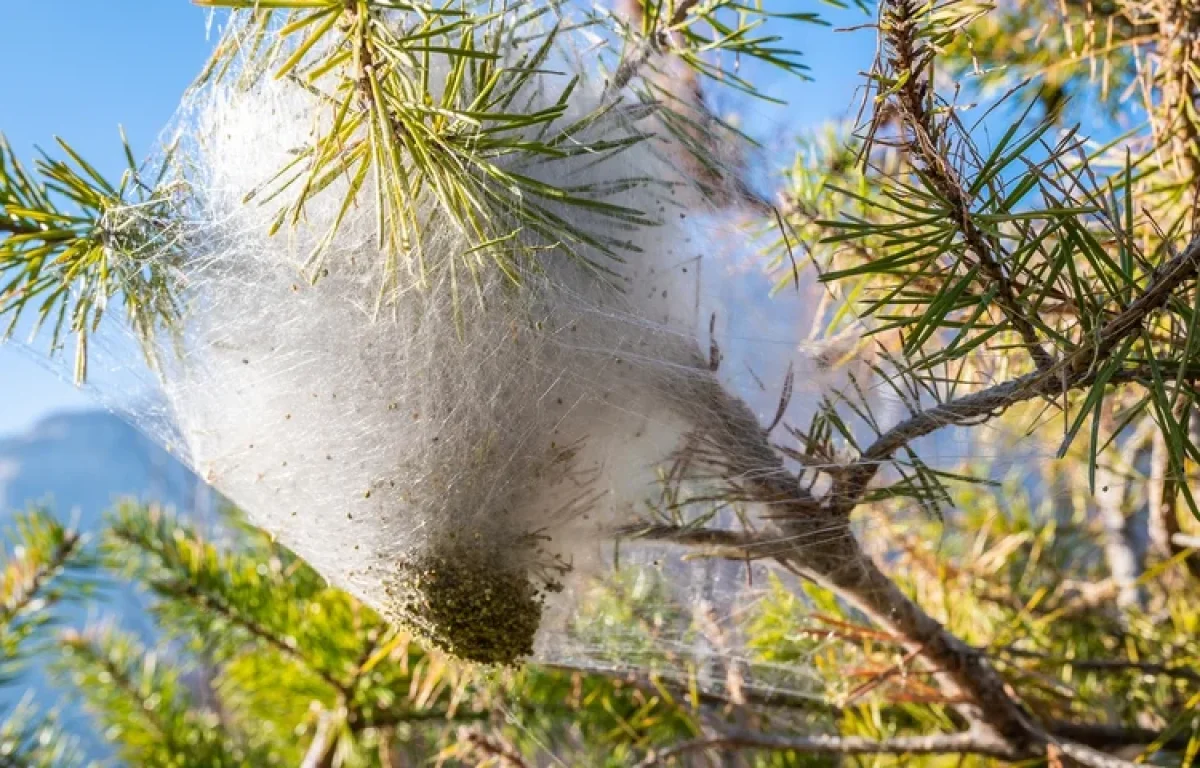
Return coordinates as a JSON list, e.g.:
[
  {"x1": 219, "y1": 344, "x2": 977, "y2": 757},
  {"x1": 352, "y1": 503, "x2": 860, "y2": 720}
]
[
  {"x1": 157, "y1": 581, "x2": 351, "y2": 698},
  {"x1": 300, "y1": 709, "x2": 340, "y2": 768},
  {"x1": 358, "y1": 708, "x2": 489, "y2": 730},
  {"x1": 608, "y1": 0, "x2": 702, "y2": 94},
  {"x1": 880, "y1": 0, "x2": 1057, "y2": 370},
  {"x1": 637, "y1": 728, "x2": 1020, "y2": 766},
  {"x1": 614, "y1": 523, "x2": 796, "y2": 561},
  {"x1": 458, "y1": 729, "x2": 531, "y2": 768},
  {"x1": 640, "y1": 726, "x2": 1145, "y2": 768},
  {"x1": 0, "y1": 218, "x2": 44, "y2": 237},
  {"x1": 0, "y1": 528, "x2": 82, "y2": 625},
  {"x1": 58, "y1": 630, "x2": 172, "y2": 747},
  {"x1": 827, "y1": 235, "x2": 1200, "y2": 516},
  {"x1": 1050, "y1": 721, "x2": 1196, "y2": 753},
  {"x1": 996, "y1": 647, "x2": 1200, "y2": 683}
]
